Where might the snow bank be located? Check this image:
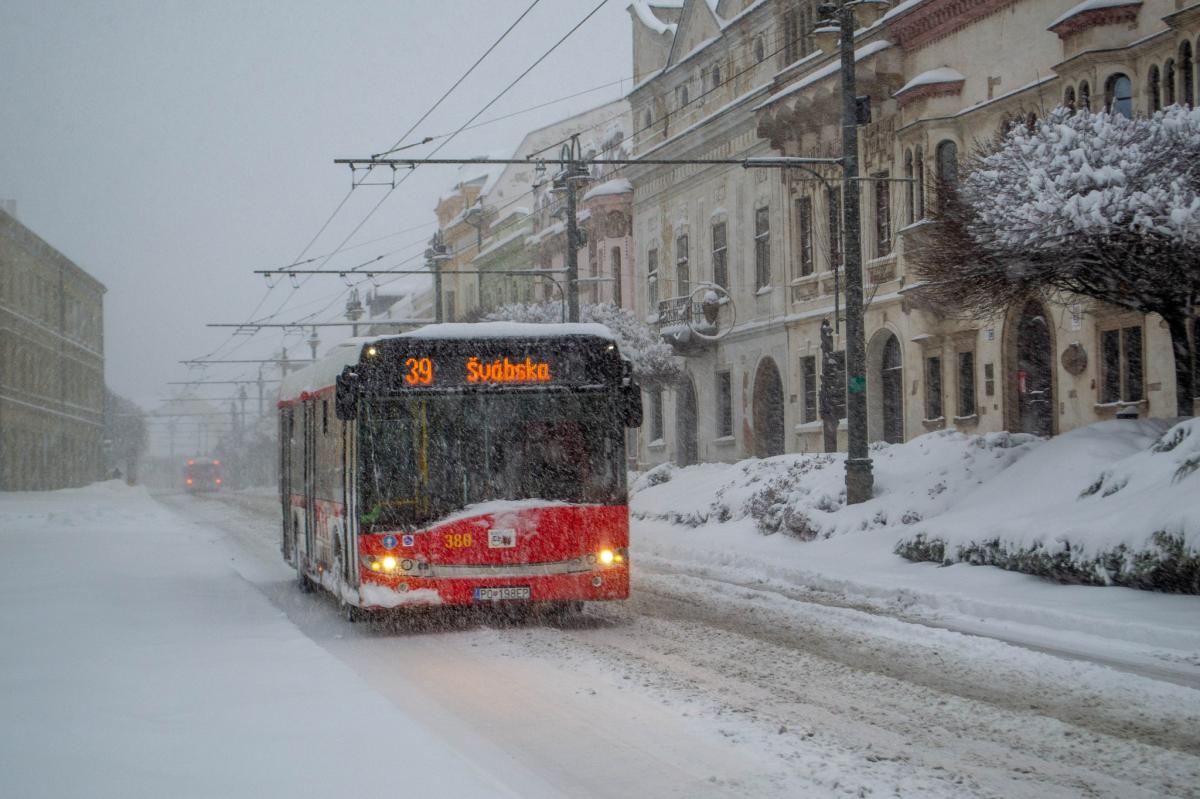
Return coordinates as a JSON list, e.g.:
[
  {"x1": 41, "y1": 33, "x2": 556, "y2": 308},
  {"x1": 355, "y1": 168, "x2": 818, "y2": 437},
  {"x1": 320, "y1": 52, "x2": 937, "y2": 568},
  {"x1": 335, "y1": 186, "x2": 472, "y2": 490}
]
[
  {"x1": 633, "y1": 420, "x2": 1200, "y2": 592},
  {"x1": 899, "y1": 419, "x2": 1200, "y2": 592},
  {"x1": 632, "y1": 428, "x2": 1039, "y2": 537}
]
